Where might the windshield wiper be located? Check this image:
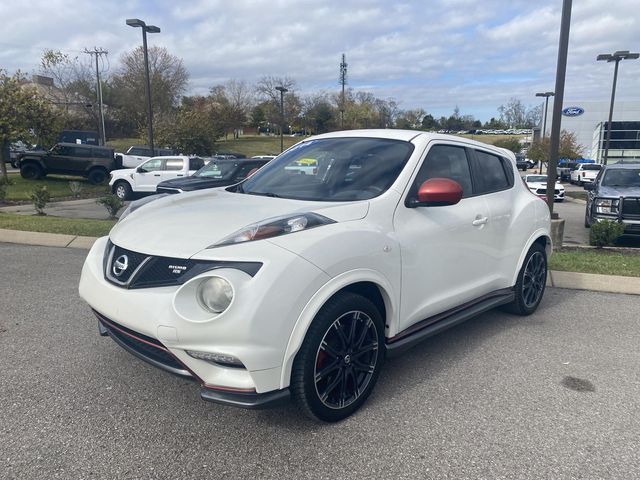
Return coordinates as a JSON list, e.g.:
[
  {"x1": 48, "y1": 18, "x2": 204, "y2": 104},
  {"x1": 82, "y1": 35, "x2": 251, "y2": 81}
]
[{"x1": 246, "y1": 191, "x2": 282, "y2": 198}]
